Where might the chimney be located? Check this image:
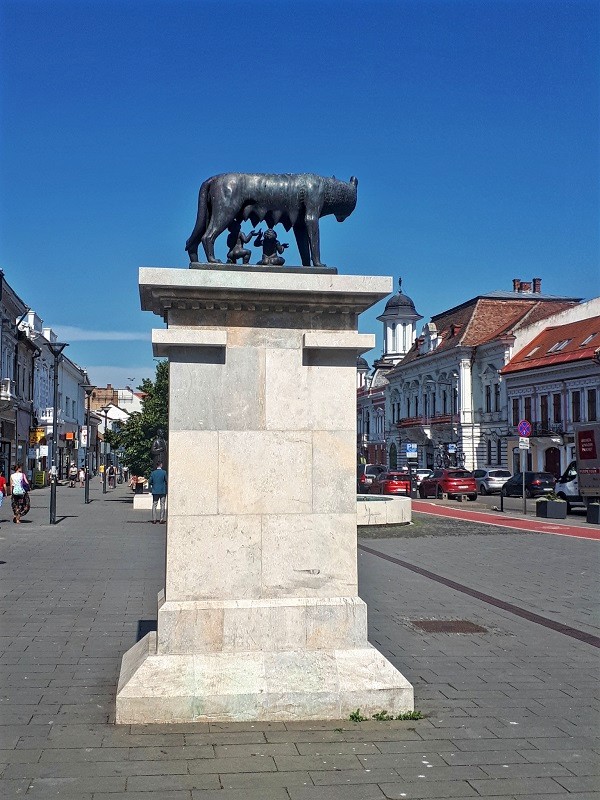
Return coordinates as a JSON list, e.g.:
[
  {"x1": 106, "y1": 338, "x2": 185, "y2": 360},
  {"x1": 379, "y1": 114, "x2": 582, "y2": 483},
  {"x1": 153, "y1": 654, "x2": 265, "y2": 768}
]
[
  {"x1": 512, "y1": 278, "x2": 521, "y2": 292},
  {"x1": 520, "y1": 281, "x2": 532, "y2": 293},
  {"x1": 532, "y1": 277, "x2": 542, "y2": 294}
]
